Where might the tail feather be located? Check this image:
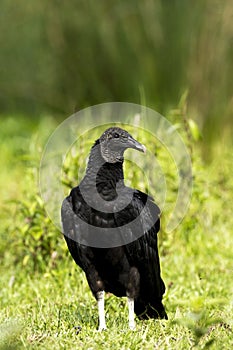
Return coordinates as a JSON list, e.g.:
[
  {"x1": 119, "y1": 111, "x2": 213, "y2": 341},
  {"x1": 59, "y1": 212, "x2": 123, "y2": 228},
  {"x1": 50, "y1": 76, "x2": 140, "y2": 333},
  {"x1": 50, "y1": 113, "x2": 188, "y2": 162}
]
[{"x1": 135, "y1": 300, "x2": 168, "y2": 320}]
